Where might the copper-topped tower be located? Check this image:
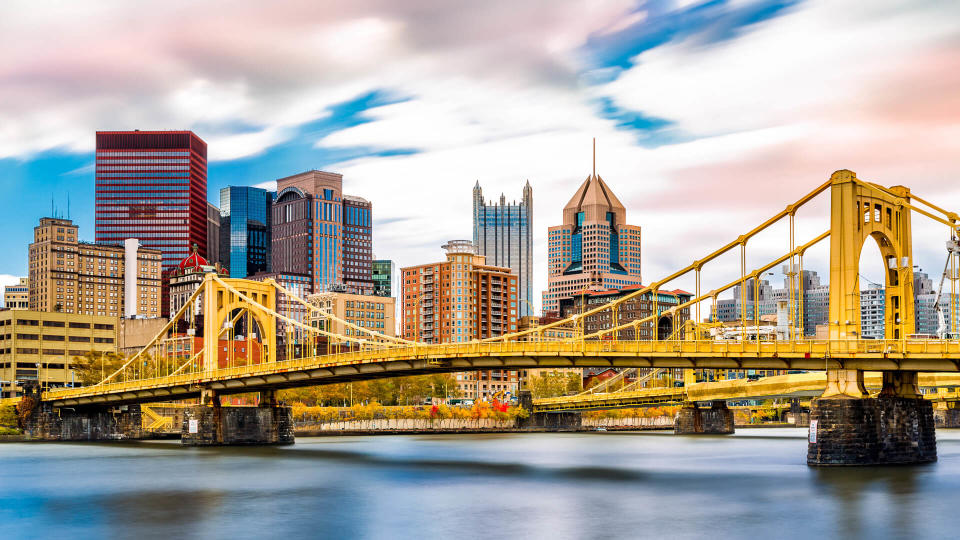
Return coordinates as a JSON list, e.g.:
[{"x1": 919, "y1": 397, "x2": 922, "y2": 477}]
[{"x1": 542, "y1": 140, "x2": 642, "y2": 314}]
